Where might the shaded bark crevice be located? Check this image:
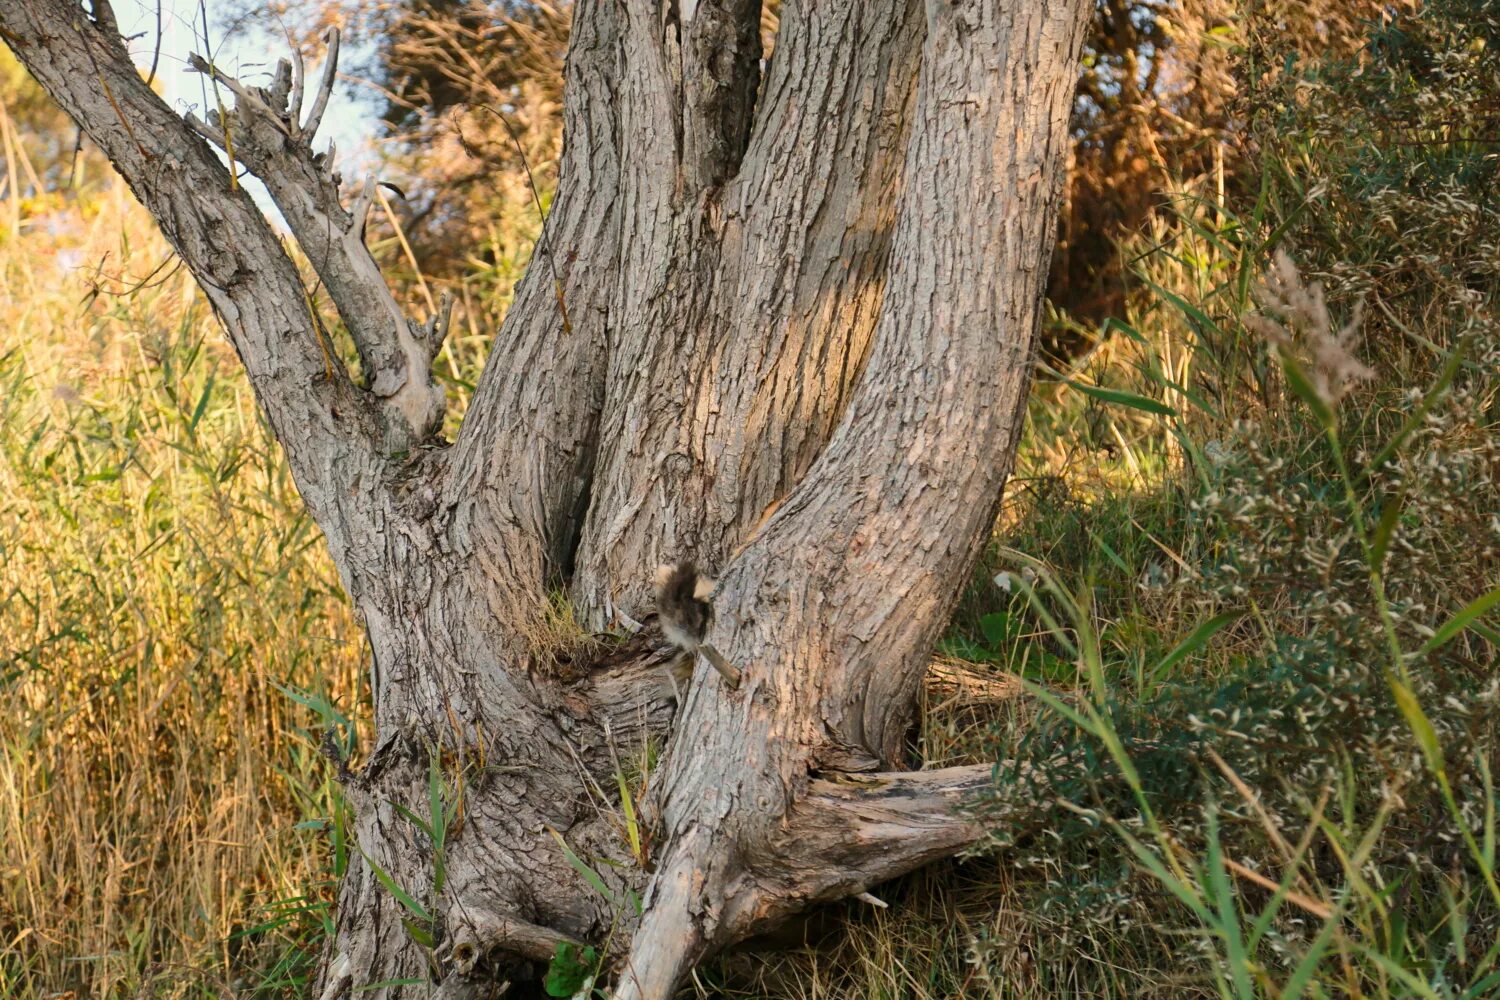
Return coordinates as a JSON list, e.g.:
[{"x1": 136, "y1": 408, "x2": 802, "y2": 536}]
[
  {"x1": 678, "y1": 0, "x2": 765, "y2": 198},
  {"x1": 445, "y1": 0, "x2": 626, "y2": 602}
]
